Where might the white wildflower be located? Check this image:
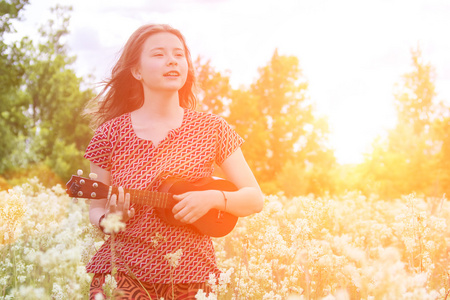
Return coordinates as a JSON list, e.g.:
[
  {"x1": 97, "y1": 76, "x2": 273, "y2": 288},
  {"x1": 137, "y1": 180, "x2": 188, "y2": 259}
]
[
  {"x1": 94, "y1": 292, "x2": 105, "y2": 300},
  {"x1": 0, "y1": 275, "x2": 9, "y2": 286},
  {"x1": 195, "y1": 289, "x2": 217, "y2": 300},
  {"x1": 100, "y1": 213, "x2": 126, "y2": 234},
  {"x1": 151, "y1": 232, "x2": 165, "y2": 247},
  {"x1": 208, "y1": 272, "x2": 217, "y2": 286},
  {"x1": 286, "y1": 295, "x2": 303, "y2": 300},
  {"x1": 218, "y1": 267, "x2": 233, "y2": 286},
  {"x1": 164, "y1": 248, "x2": 183, "y2": 268},
  {"x1": 102, "y1": 274, "x2": 118, "y2": 290},
  {"x1": 52, "y1": 283, "x2": 64, "y2": 300},
  {"x1": 16, "y1": 286, "x2": 45, "y2": 298},
  {"x1": 51, "y1": 184, "x2": 66, "y2": 195},
  {"x1": 102, "y1": 274, "x2": 117, "y2": 298},
  {"x1": 195, "y1": 289, "x2": 208, "y2": 300},
  {"x1": 334, "y1": 289, "x2": 350, "y2": 300},
  {"x1": 3, "y1": 231, "x2": 9, "y2": 242},
  {"x1": 263, "y1": 291, "x2": 283, "y2": 299}
]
